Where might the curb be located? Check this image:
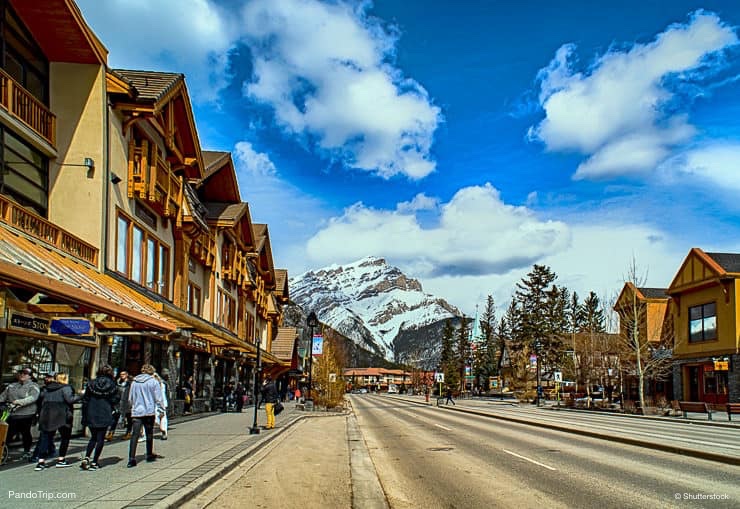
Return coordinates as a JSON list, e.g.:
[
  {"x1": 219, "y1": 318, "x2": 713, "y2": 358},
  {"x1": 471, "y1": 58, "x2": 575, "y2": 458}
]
[{"x1": 389, "y1": 395, "x2": 740, "y2": 466}]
